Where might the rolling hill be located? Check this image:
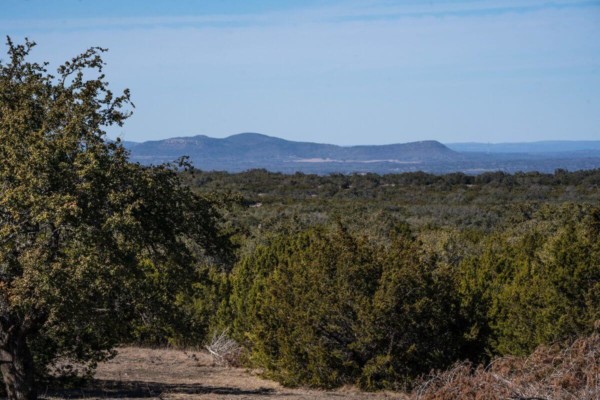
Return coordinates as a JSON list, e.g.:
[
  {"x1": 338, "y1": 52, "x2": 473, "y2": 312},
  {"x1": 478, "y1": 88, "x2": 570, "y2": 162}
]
[
  {"x1": 125, "y1": 133, "x2": 463, "y2": 173},
  {"x1": 124, "y1": 133, "x2": 600, "y2": 174}
]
